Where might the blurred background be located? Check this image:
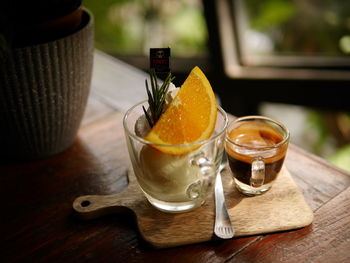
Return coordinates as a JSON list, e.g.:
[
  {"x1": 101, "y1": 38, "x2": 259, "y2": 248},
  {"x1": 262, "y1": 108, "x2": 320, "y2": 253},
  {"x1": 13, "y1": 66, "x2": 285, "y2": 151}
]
[{"x1": 84, "y1": 0, "x2": 350, "y2": 172}]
